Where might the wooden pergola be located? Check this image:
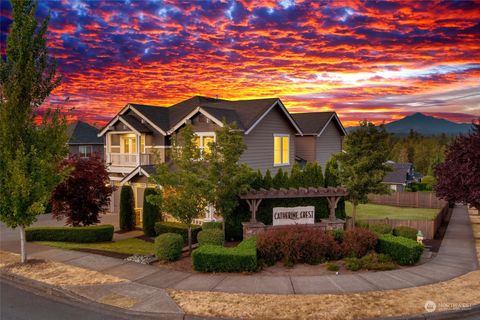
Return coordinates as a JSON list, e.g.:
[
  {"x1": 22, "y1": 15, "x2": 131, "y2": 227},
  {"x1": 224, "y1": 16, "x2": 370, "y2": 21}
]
[{"x1": 240, "y1": 187, "x2": 349, "y2": 223}]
